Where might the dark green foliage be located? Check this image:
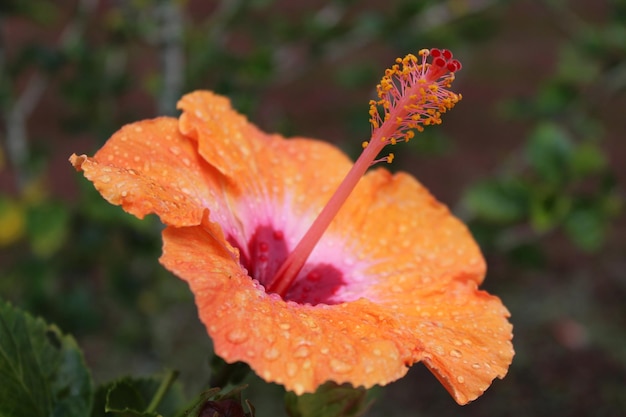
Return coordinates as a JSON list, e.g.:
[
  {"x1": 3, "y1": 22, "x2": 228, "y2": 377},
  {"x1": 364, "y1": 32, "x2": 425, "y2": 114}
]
[
  {"x1": 91, "y1": 372, "x2": 185, "y2": 417},
  {"x1": 285, "y1": 383, "x2": 376, "y2": 417},
  {"x1": 0, "y1": 300, "x2": 93, "y2": 417}
]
